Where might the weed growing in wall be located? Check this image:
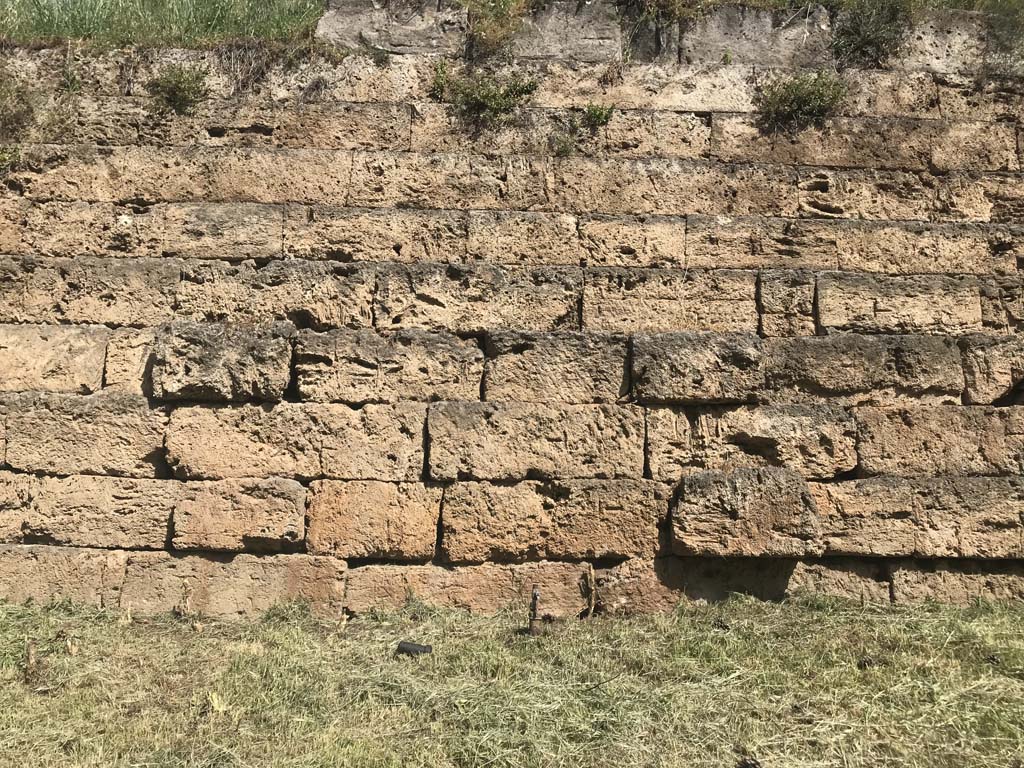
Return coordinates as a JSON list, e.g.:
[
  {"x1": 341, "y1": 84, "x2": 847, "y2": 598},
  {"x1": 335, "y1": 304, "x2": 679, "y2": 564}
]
[
  {"x1": 430, "y1": 62, "x2": 538, "y2": 131},
  {"x1": 0, "y1": 65, "x2": 34, "y2": 142},
  {"x1": 145, "y1": 65, "x2": 209, "y2": 115},
  {"x1": 832, "y1": 0, "x2": 912, "y2": 66},
  {"x1": 581, "y1": 103, "x2": 615, "y2": 130},
  {"x1": 755, "y1": 69, "x2": 848, "y2": 133},
  {"x1": 457, "y1": 0, "x2": 537, "y2": 59}
]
